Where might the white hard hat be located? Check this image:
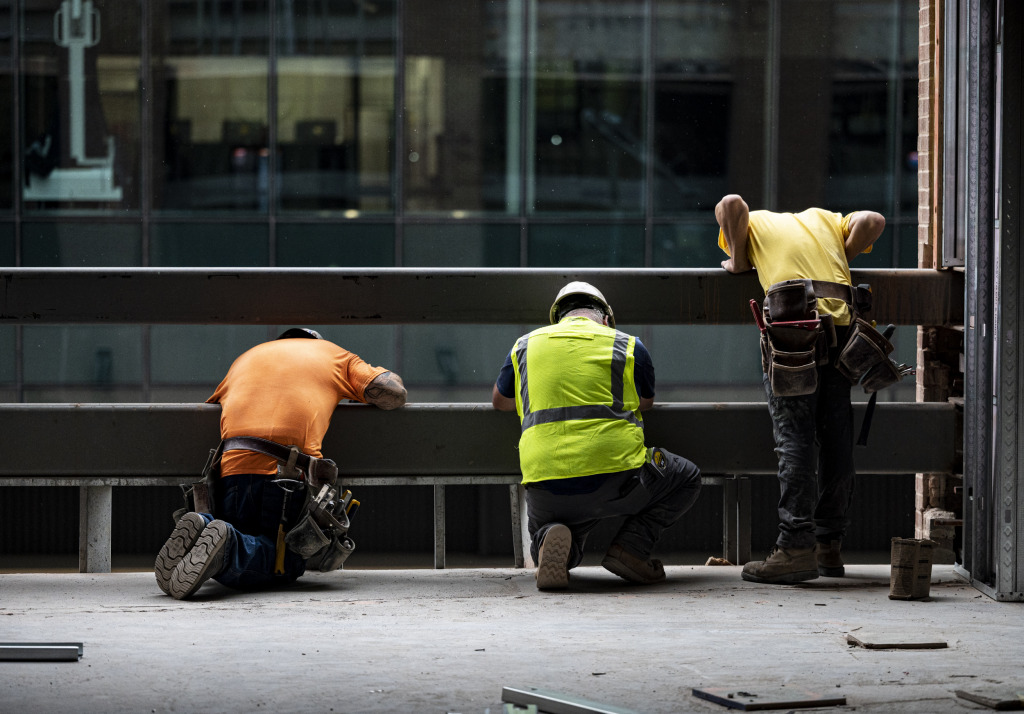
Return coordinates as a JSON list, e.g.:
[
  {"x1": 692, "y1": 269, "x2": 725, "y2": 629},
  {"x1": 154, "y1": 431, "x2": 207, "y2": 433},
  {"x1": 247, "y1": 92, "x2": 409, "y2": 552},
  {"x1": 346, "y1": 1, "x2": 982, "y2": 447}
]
[{"x1": 549, "y1": 281, "x2": 615, "y2": 327}]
